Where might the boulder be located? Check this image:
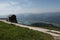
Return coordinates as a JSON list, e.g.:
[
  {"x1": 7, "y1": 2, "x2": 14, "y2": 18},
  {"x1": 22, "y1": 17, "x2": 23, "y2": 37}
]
[{"x1": 7, "y1": 15, "x2": 17, "y2": 23}]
